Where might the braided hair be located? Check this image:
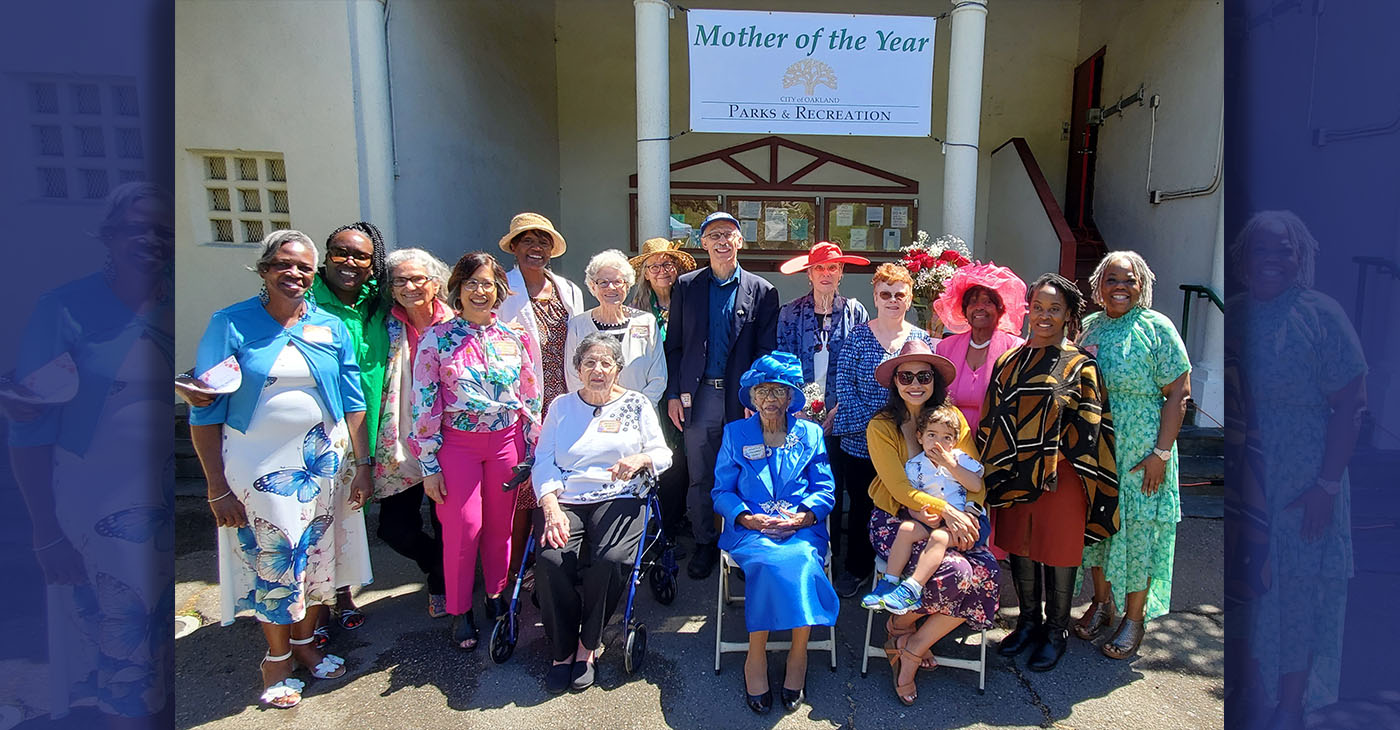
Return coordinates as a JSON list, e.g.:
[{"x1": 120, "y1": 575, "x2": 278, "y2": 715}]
[
  {"x1": 325, "y1": 221, "x2": 389, "y2": 320},
  {"x1": 1027, "y1": 272, "x2": 1085, "y2": 339}
]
